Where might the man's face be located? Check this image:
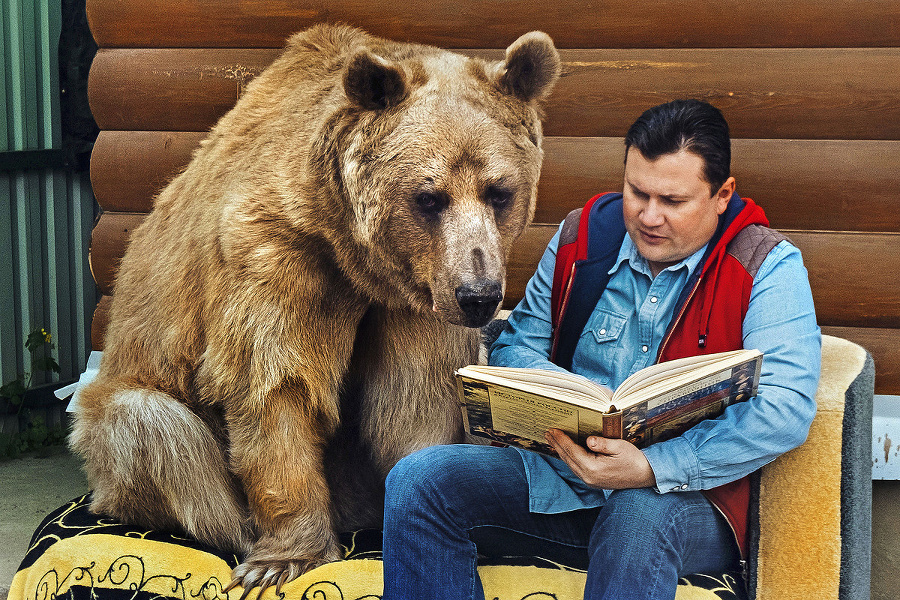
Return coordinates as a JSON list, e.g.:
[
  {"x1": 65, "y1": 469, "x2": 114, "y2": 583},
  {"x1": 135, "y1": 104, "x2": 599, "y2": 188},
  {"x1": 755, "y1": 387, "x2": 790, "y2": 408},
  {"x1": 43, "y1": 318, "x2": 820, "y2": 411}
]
[{"x1": 622, "y1": 148, "x2": 734, "y2": 277}]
